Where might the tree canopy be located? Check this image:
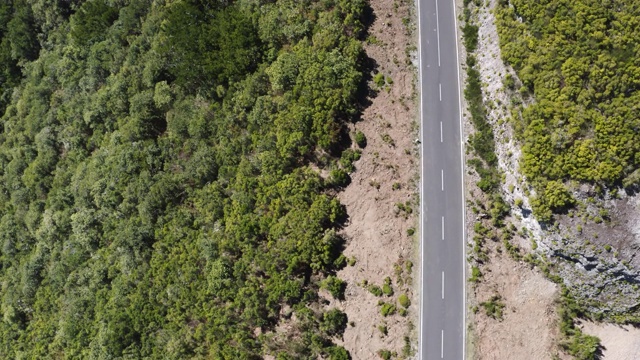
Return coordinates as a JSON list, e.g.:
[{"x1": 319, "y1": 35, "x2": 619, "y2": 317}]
[
  {"x1": 496, "y1": 0, "x2": 640, "y2": 218},
  {"x1": 0, "y1": 0, "x2": 368, "y2": 358}
]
